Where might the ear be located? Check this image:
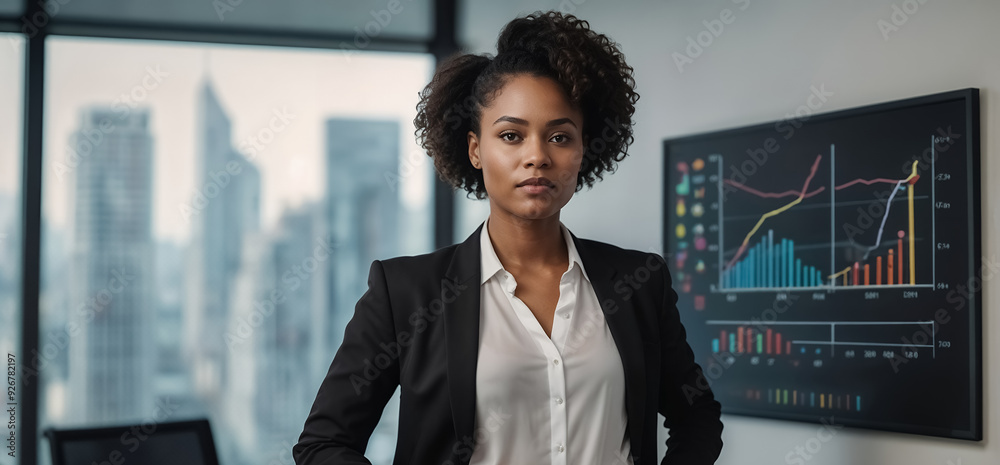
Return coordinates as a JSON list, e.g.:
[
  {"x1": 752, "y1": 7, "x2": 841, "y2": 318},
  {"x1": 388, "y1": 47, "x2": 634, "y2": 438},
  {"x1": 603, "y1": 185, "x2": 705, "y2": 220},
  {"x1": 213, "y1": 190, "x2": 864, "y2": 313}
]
[{"x1": 468, "y1": 131, "x2": 481, "y2": 169}]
